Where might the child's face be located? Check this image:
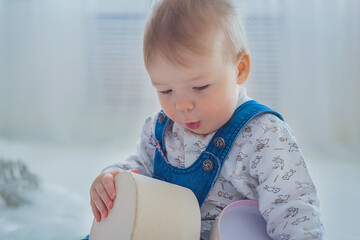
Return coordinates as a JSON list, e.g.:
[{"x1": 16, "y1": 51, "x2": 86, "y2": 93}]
[{"x1": 148, "y1": 47, "x2": 248, "y2": 135}]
